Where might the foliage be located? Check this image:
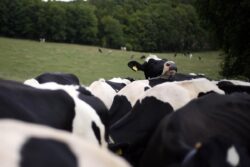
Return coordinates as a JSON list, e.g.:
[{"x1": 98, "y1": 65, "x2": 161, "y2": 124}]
[
  {"x1": 0, "y1": 0, "x2": 97, "y2": 44},
  {"x1": 100, "y1": 16, "x2": 124, "y2": 48},
  {"x1": 65, "y1": 2, "x2": 98, "y2": 44},
  {"x1": 0, "y1": 0, "x2": 213, "y2": 52},
  {"x1": 196, "y1": 0, "x2": 250, "y2": 79}
]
